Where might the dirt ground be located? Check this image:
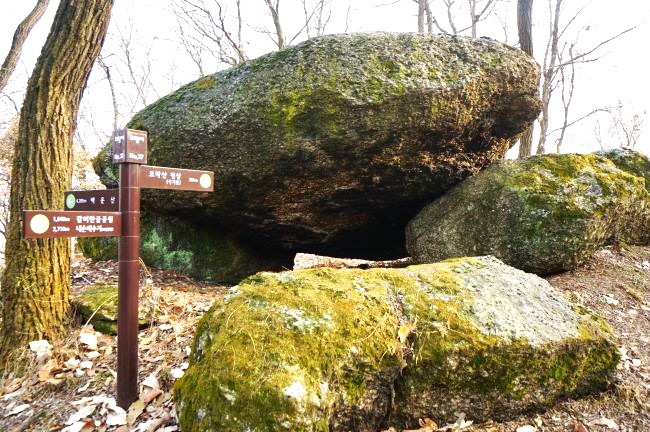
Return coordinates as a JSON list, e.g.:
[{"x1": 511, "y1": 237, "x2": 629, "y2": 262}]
[{"x1": 0, "y1": 245, "x2": 648, "y2": 432}]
